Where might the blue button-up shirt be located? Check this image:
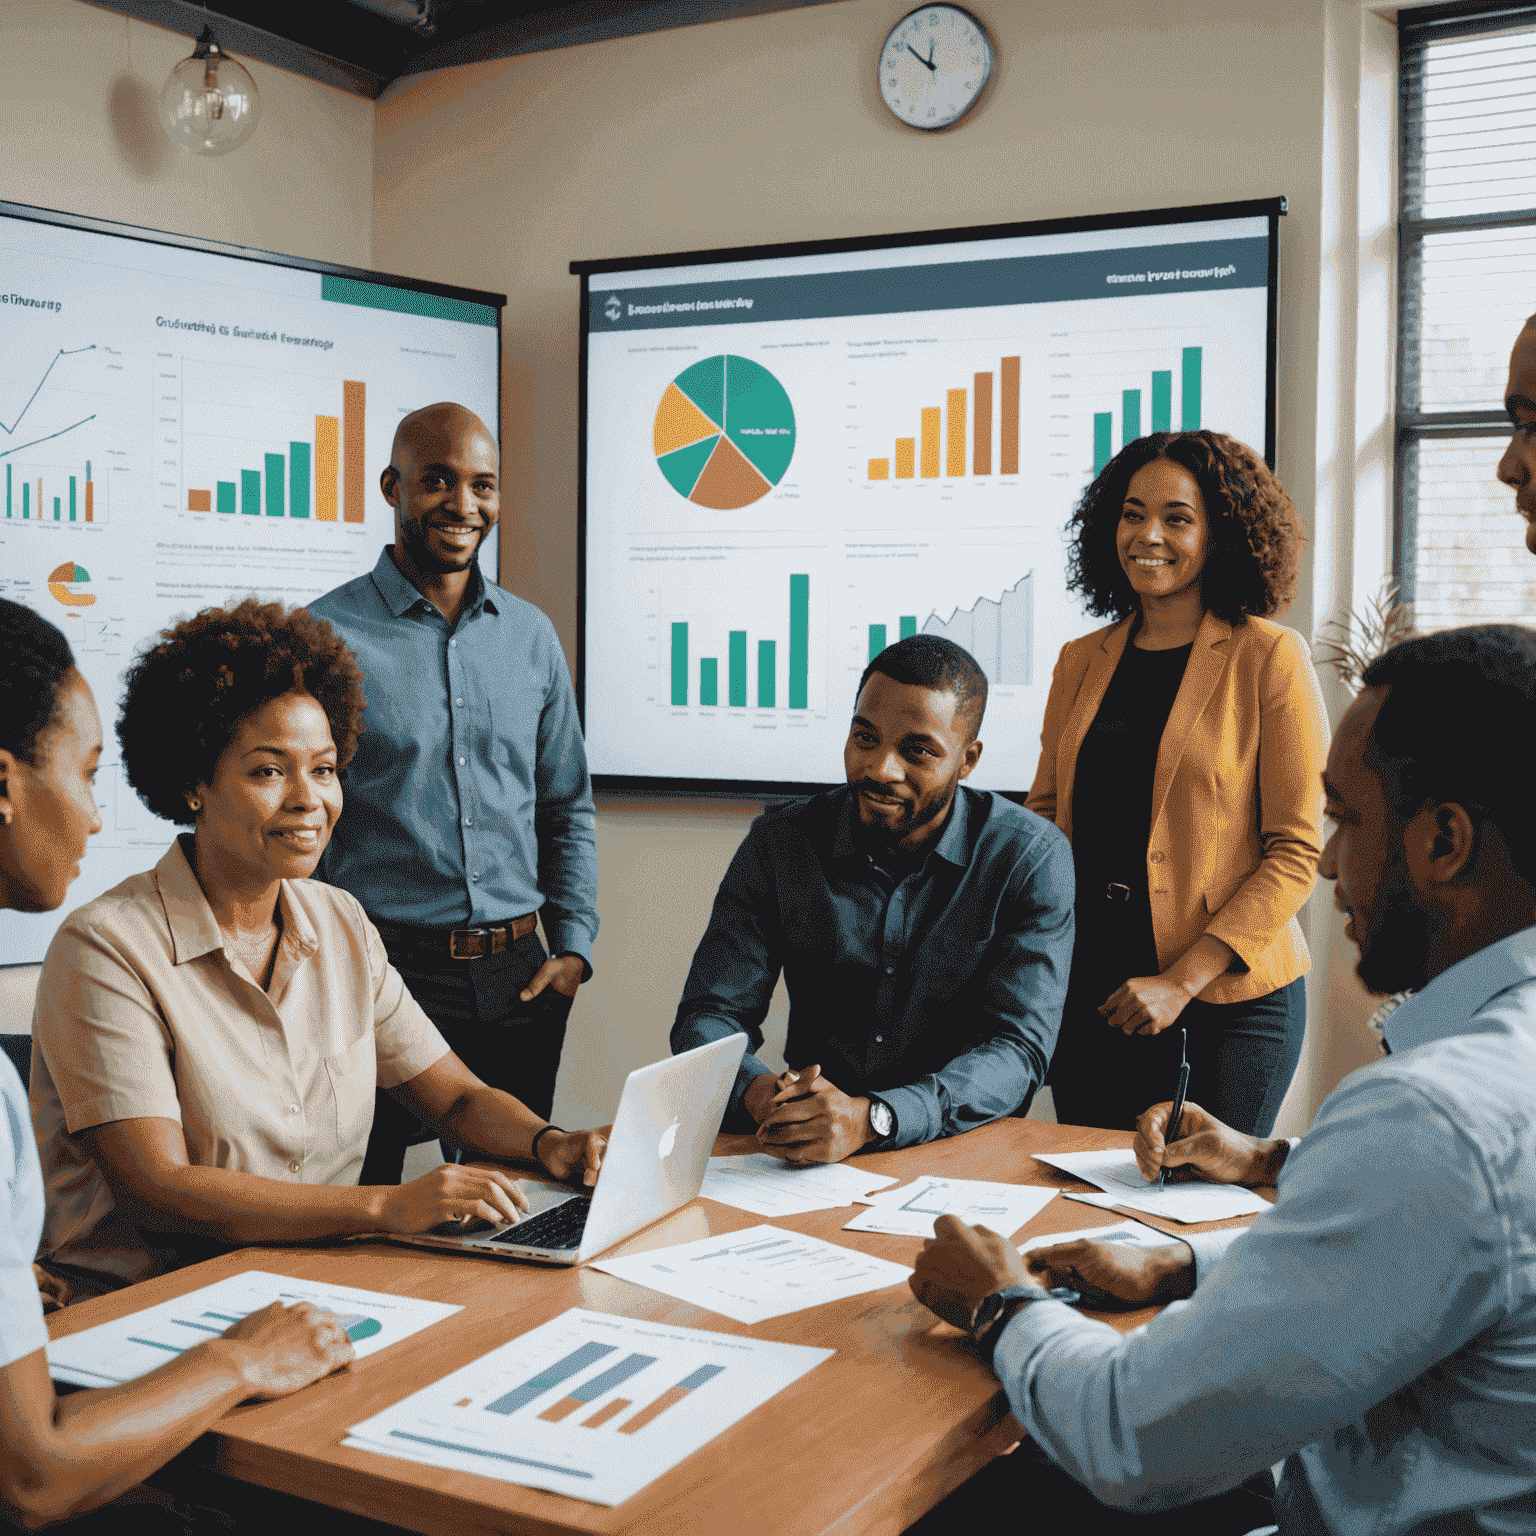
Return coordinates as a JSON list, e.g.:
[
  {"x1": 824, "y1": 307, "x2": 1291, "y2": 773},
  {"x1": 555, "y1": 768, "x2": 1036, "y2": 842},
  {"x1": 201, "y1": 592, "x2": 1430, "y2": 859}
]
[
  {"x1": 996, "y1": 926, "x2": 1536, "y2": 1533},
  {"x1": 308, "y1": 550, "x2": 599, "y2": 966},
  {"x1": 671, "y1": 785, "x2": 1074, "y2": 1148}
]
